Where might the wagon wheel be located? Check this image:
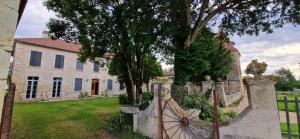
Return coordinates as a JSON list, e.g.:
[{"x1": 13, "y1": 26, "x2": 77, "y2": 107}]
[{"x1": 162, "y1": 98, "x2": 204, "y2": 139}]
